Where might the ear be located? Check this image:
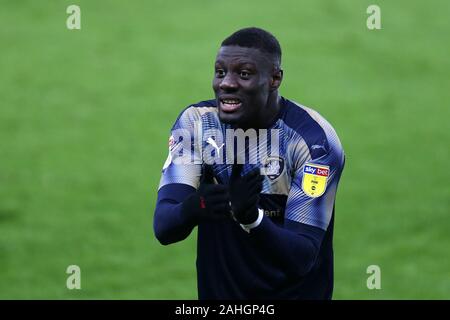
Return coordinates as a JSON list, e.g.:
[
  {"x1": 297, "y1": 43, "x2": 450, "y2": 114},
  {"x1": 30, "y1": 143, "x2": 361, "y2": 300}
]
[{"x1": 270, "y1": 68, "x2": 283, "y2": 91}]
